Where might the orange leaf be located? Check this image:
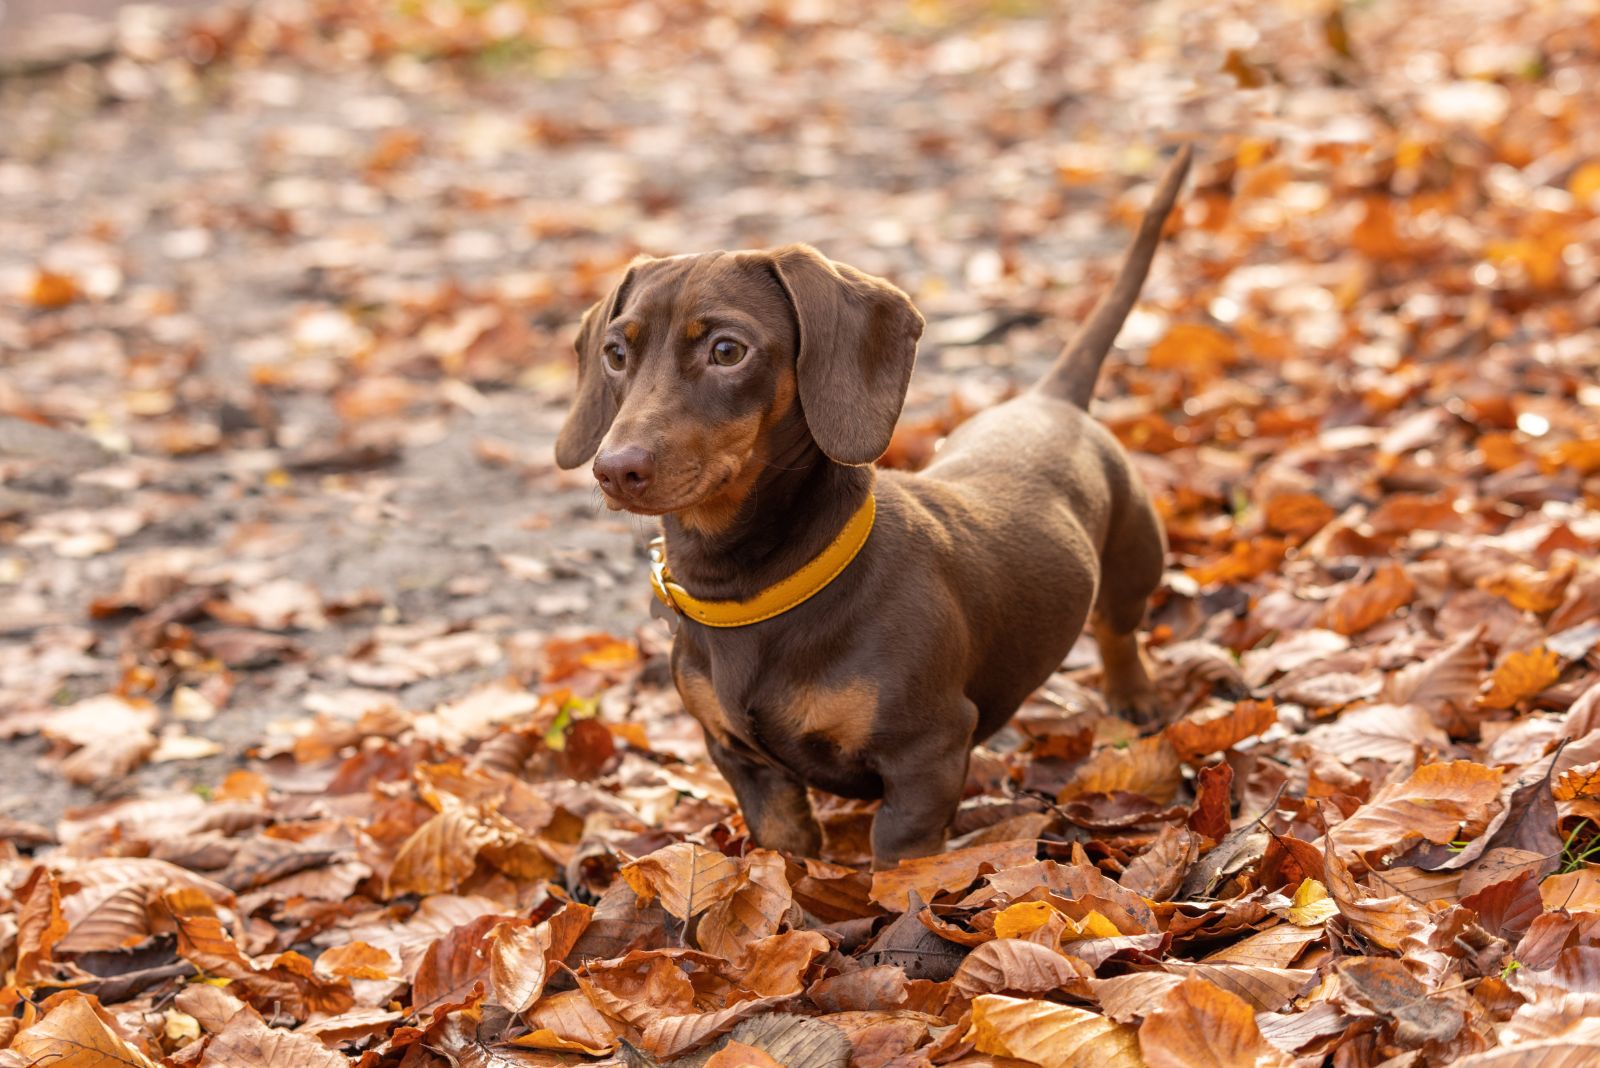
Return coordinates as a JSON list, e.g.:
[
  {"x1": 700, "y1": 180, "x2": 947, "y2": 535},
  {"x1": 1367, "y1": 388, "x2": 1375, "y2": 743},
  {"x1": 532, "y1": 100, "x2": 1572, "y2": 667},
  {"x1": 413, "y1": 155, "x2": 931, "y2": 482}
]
[
  {"x1": 952, "y1": 938, "x2": 1087, "y2": 999},
  {"x1": 728, "y1": 929, "x2": 830, "y2": 997},
  {"x1": 870, "y1": 840, "x2": 1040, "y2": 911},
  {"x1": 27, "y1": 269, "x2": 81, "y2": 309},
  {"x1": 704, "y1": 1040, "x2": 784, "y2": 1068},
  {"x1": 12, "y1": 867, "x2": 69, "y2": 987},
  {"x1": 620, "y1": 842, "x2": 742, "y2": 919},
  {"x1": 1263, "y1": 493, "x2": 1334, "y2": 540},
  {"x1": 196, "y1": 1008, "x2": 350, "y2": 1068},
  {"x1": 1333, "y1": 760, "x2": 1504, "y2": 861},
  {"x1": 488, "y1": 902, "x2": 593, "y2": 1013},
  {"x1": 966, "y1": 994, "x2": 1143, "y2": 1067},
  {"x1": 1481, "y1": 646, "x2": 1562, "y2": 709},
  {"x1": 696, "y1": 850, "x2": 794, "y2": 965},
  {"x1": 1138, "y1": 977, "x2": 1285, "y2": 1068},
  {"x1": 1186, "y1": 538, "x2": 1286, "y2": 586},
  {"x1": 1571, "y1": 161, "x2": 1600, "y2": 204},
  {"x1": 315, "y1": 941, "x2": 396, "y2": 980},
  {"x1": 1555, "y1": 761, "x2": 1600, "y2": 802},
  {"x1": 1165, "y1": 700, "x2": 1277, "y2": 763},
  {"x1": 1478, "y1": 557, "x2": 1576, "y2": 614},
  {"x1": 1323, "y1": 562, "x2": 1415, "y2": 636},
  {"x1": 1544, "y1": 438, "x2": 1600, "y2": 476},
  {"x1": 1147, "y1": 323, "x2": 1238, "y2": 378},
  {"x1": 1058, "y1": 735, "x2": 1183, "y2": 804},
  {"x1": 1323, "y1": 834, "x2": 1428, "y2": 950},
  {"x1": 1539, "y1": 867, "x2": 1600, "y2": 913},
  {"x1": 8, "y1": 992, "x2": 158, "y2": 1068}
]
